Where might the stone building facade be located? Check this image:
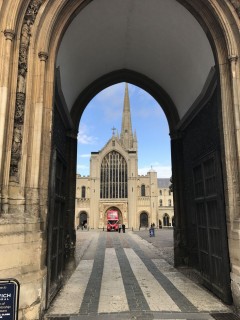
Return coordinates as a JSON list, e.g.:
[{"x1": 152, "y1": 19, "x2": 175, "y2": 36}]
[
  {"x1": 0, "y1": 1, "x2": 240, "y2": 318},
  {"x1": 75, "y1": 85, "x2": 174, "y2": 231}
]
